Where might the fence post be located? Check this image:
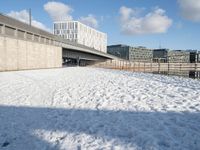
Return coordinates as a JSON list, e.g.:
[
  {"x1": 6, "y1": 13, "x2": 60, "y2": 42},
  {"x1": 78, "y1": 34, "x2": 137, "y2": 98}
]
[
  {"x1": 168, "y1": 62, "x2": 170, "y2": 75},
  {"x1": 115, "y1": 60, "x2": 116, "y2": 69},
  {"x1": 121, "y1": 60, "x2": 122, "y2": 70},
  {"x1": 195, "y1": 63, "x2": 197, "y2": 71}
]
